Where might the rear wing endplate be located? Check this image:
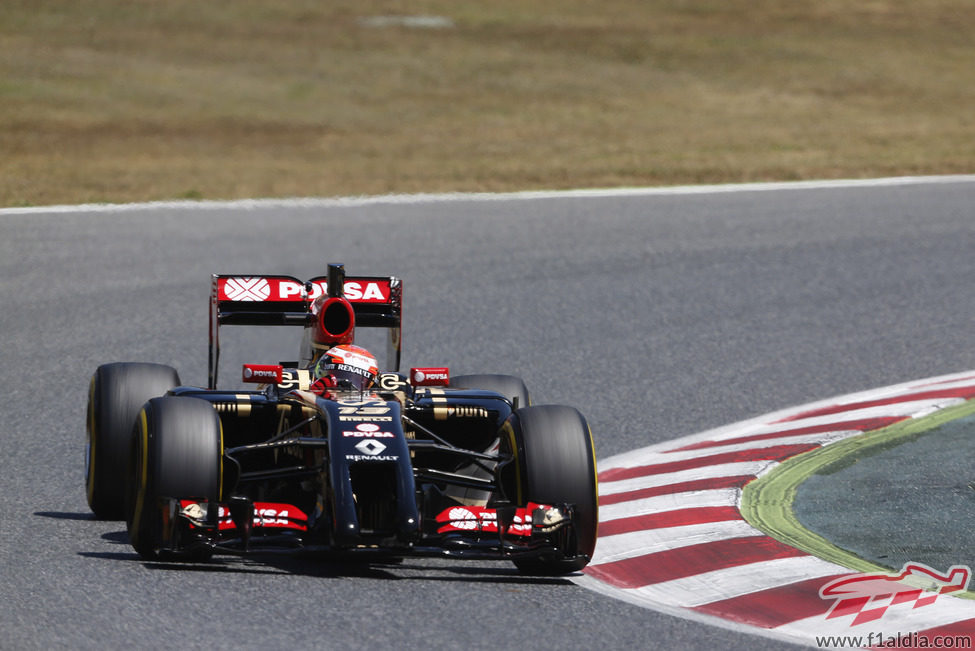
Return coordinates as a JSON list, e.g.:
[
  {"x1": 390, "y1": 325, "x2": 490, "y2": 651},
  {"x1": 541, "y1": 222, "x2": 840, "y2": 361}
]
[{"x1": 209, "y1": 272, "x2": 402, "y2": 389}]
